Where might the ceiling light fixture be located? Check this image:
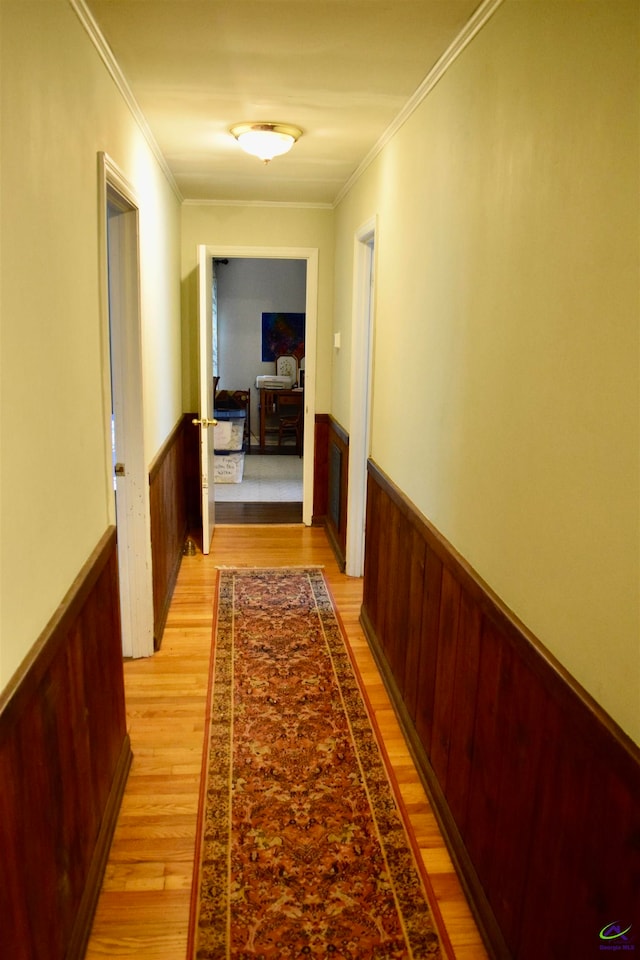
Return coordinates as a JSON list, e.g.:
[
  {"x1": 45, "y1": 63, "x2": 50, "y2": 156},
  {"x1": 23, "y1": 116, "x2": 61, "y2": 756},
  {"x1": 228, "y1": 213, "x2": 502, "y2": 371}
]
[{"x1": 230, "y1": 122, "x2": 302, "y2": 164}]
